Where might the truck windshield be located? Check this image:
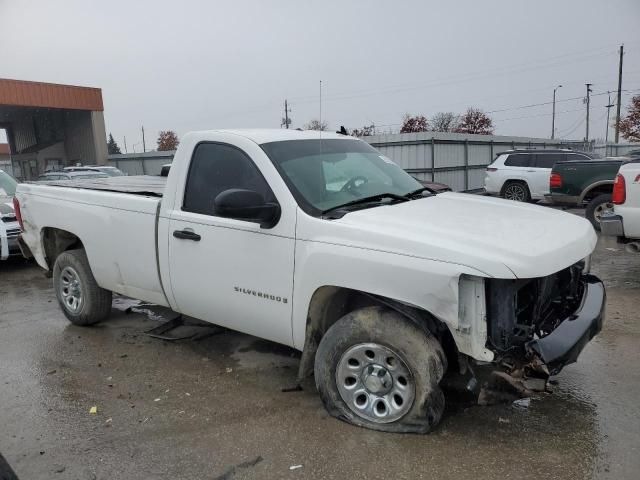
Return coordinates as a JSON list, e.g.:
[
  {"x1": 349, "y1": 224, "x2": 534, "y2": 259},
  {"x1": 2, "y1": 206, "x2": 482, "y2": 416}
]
[
  {"x1": 262, "y1": 139, "x2": 422, "y2": 216},
  {"x1": 0, "y1": 170, "x2": 18, "y2": 197}
]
